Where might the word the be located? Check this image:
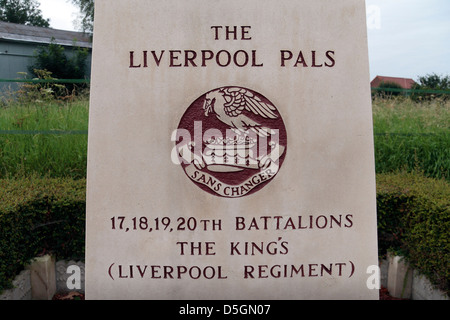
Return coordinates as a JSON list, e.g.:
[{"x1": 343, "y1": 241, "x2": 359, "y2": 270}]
[{"x1": 210, "y1": 25, "x2": 252, "y2": 40}]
